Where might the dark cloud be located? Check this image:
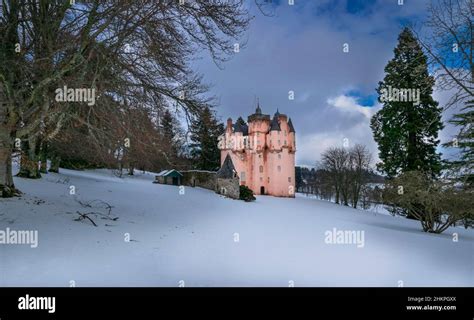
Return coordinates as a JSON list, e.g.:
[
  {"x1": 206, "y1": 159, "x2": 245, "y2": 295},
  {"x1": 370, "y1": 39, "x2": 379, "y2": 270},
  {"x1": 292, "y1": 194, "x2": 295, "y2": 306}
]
[{"x1": 193, "y1": 0, "x2": 454, "y2": 167}]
